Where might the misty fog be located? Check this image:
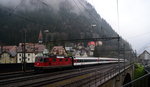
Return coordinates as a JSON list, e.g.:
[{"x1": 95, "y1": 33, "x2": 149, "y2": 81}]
[{"x1": 0, "y1": 0, "x2": 88, "y2": 14}]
